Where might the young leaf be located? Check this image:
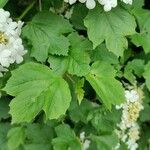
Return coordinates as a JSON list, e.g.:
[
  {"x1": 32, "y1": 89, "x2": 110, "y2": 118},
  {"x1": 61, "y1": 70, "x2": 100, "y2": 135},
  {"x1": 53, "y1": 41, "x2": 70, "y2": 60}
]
[
  {"x1": 86, "y1": 61, "x2": 125, "y2": 109},
  {"x1": 23, "y1": 11, "x2": 73, "y2": 62},
  {"x1": 3, "y1": 63, "x2": 71, "y2": 123},
  {"x1": 84, "y1": 6, "x2": 136, "y2": 56},
  {"x1": 75, "y1": 78, "x2": 85, "y2": 104}
]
